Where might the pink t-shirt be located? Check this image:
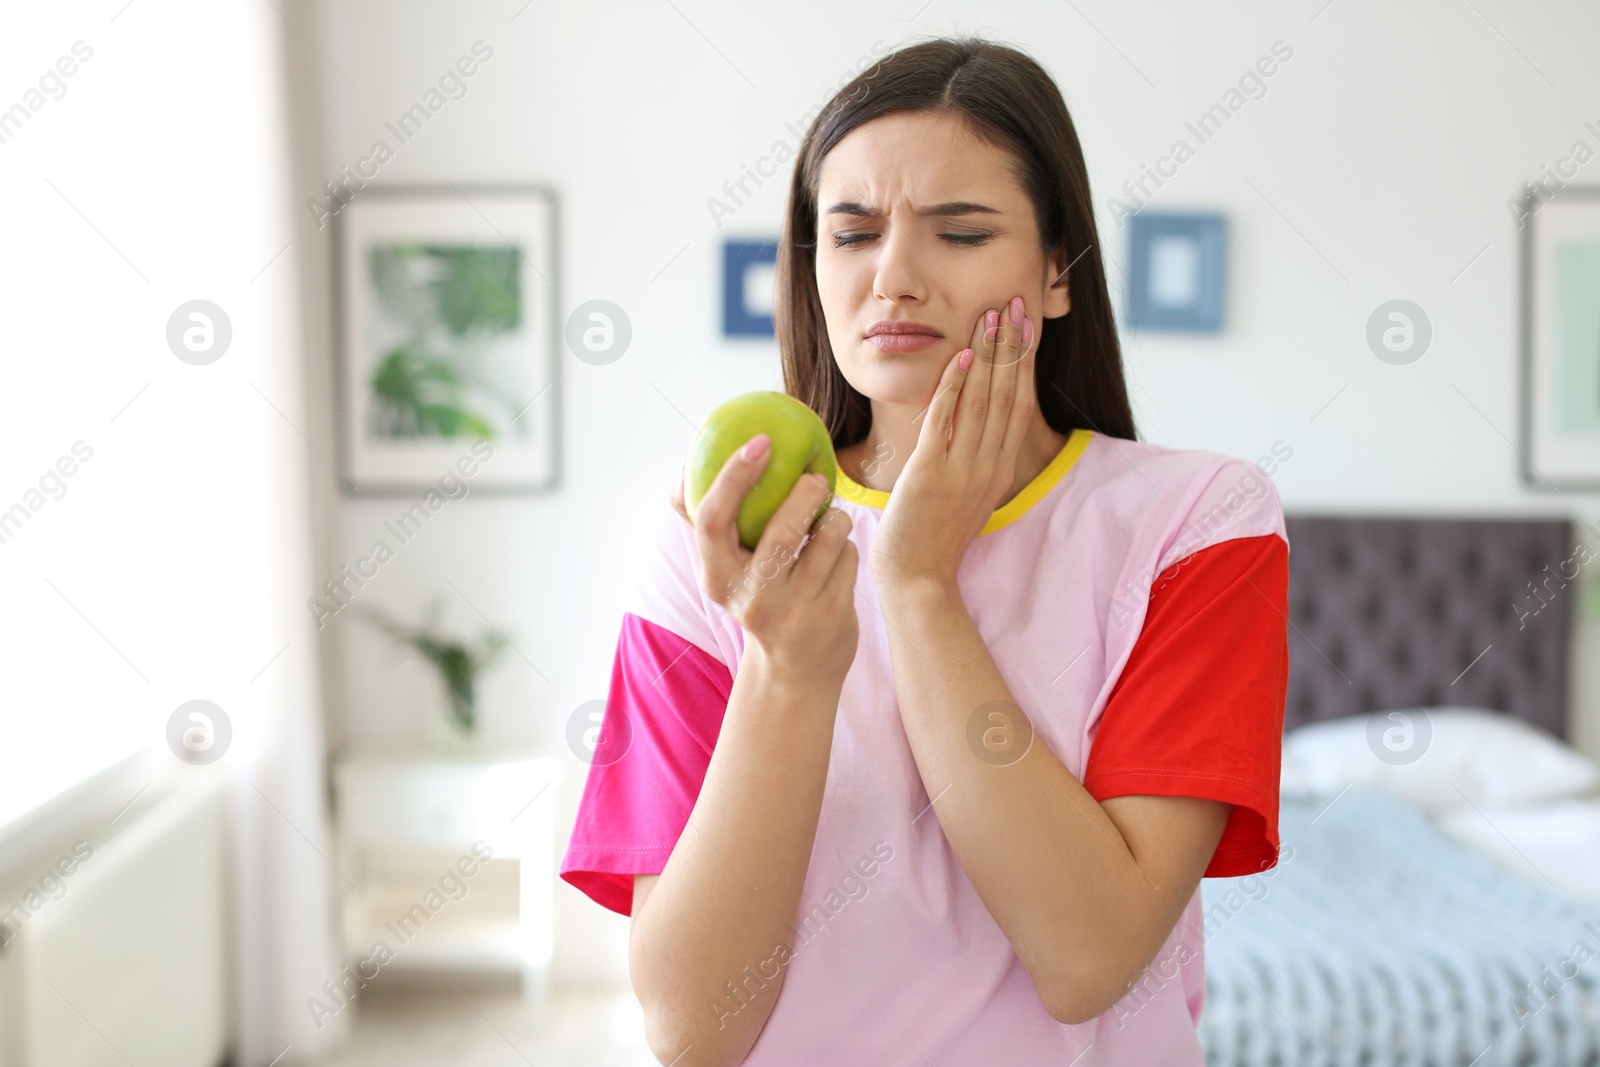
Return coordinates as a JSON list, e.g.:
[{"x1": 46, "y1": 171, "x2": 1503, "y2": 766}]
[{"x1": 562, "y1": 426, "x2": 1290, "y2": 1065}]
